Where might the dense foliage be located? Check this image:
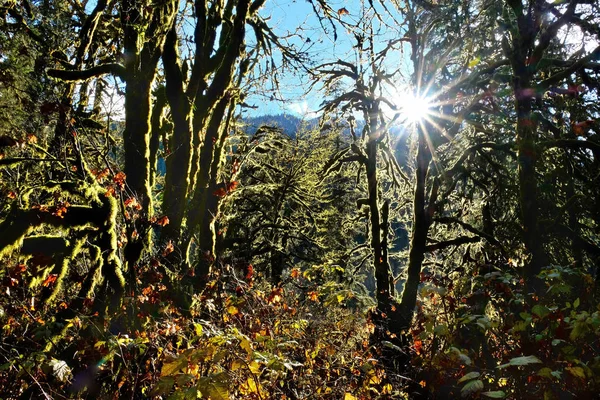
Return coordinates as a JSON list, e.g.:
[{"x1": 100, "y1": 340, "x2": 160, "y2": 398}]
[{"x1": 1, "y1": 0, "x2": 599, "y2": 398}]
